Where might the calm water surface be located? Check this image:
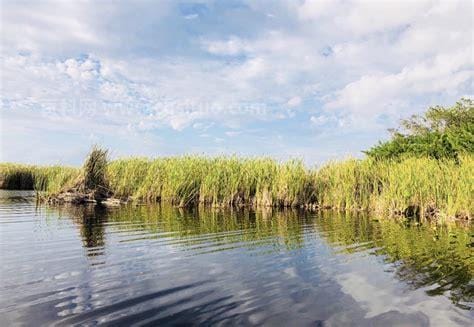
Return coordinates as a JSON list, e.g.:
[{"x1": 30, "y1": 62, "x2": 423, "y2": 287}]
[{"x1": 0, "y1": 190, "x2": 472, "y2": 326}]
